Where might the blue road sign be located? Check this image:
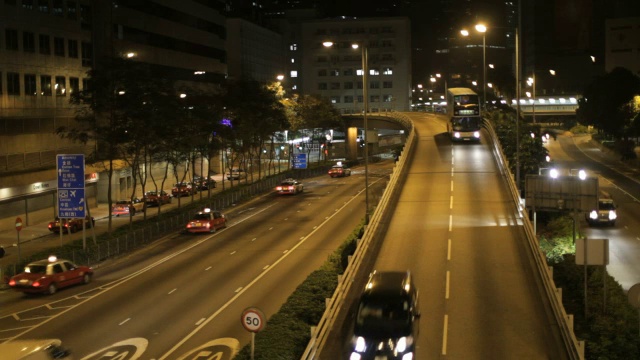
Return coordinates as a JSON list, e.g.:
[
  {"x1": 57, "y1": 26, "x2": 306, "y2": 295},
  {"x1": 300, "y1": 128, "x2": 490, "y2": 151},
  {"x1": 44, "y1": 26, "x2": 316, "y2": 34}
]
[
  {"x1": 57, "y1": 154, "x2": 86, "y2": 218},
  {"x1": 292, "y1": 153, "x2": 307, "y2": 169}
]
